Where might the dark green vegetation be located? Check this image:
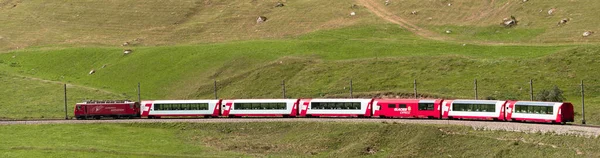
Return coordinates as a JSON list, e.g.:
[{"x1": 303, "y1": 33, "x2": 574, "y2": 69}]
[{"x1": 0, "y1": 122, "x2": 598, "y2": 157}]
